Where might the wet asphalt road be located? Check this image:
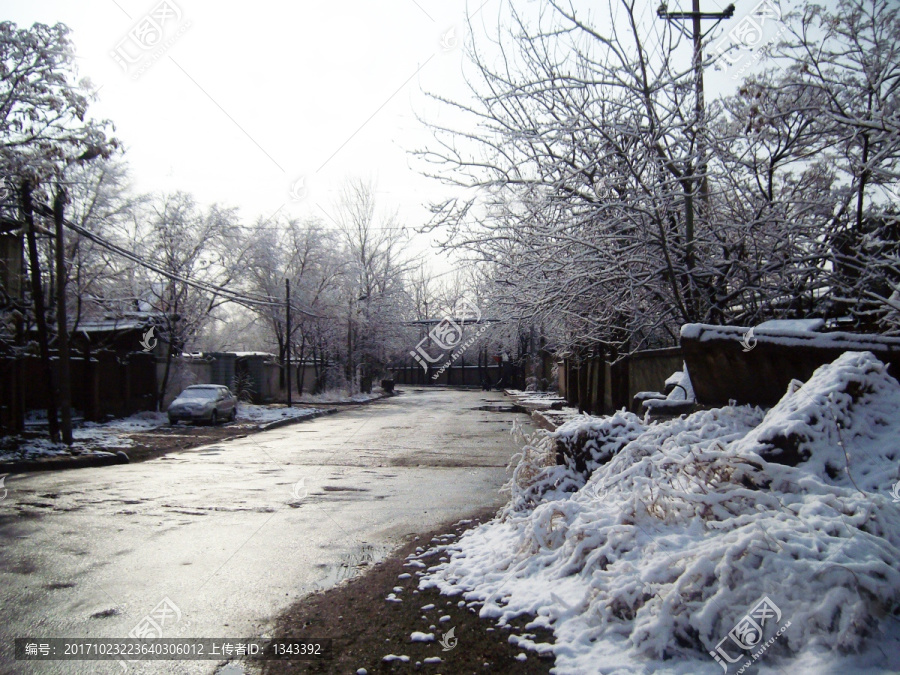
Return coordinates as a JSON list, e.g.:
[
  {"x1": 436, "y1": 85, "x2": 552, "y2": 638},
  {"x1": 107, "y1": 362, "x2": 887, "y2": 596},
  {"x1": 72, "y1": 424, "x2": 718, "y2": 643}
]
[{"x1": 0, "y1": 388, "x2": 532, "y2": 675}]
